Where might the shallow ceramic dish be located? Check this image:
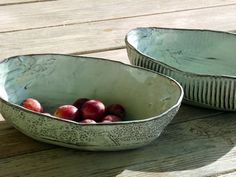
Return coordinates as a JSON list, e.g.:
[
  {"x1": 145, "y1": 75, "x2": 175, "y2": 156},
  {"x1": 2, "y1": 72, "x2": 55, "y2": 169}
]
[
  {"x1": 0, "y1": 54, "x2": 183, "y2": 151},
  {"x1": 126, "y1": 27, "x2": 236, "y2": 111}
]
